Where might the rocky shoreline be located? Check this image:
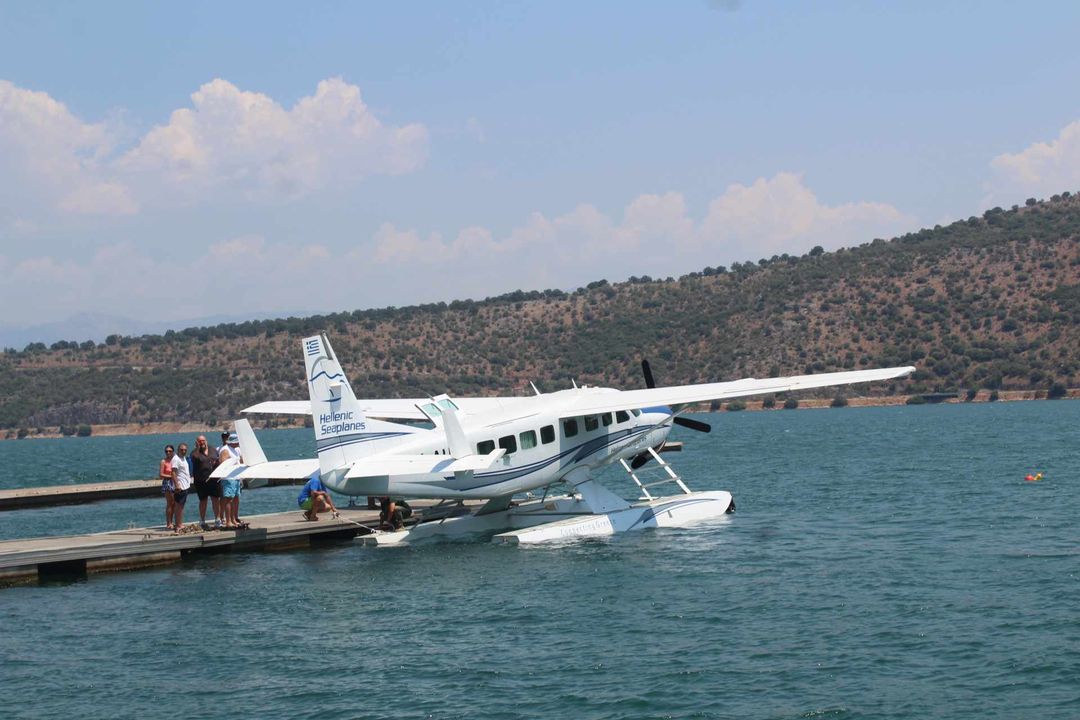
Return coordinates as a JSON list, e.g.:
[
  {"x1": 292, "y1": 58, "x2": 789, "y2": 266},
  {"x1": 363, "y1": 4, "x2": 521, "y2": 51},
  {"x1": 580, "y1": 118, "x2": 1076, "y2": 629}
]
[{"x1": 4, "y1": 389, "x2": 1075, "y2": 441}]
